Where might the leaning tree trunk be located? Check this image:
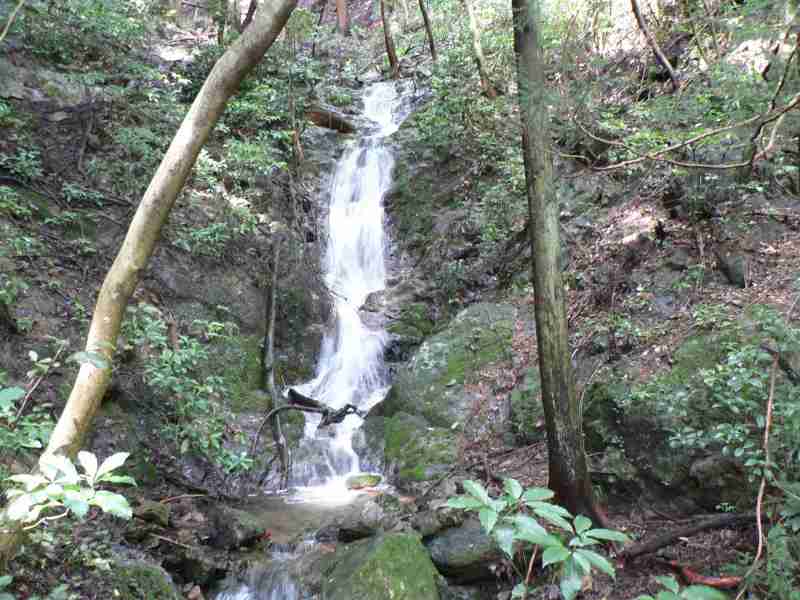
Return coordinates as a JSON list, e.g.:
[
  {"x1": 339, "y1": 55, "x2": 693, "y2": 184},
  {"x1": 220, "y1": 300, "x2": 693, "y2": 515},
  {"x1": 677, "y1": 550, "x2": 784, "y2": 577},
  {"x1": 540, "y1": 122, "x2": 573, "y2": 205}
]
[
  {"x1": 336, "y1": 0, "x2": 350, "y2": 35},
  {"x1": 418, "y1": 0, "x2": 437, "y2": 61},
  {"x1": 0, "y1": 0, "x2": 298, "y2": 571},
  {"x1": 630, "y1": 0, "x2": 679, "y2": 90},
  {"x1": 464, "y1": 0, "x2": 497, "y2": 98},
  {"x1": 381, "y1": 0, "x2": 401, "y2": 78},
  {"x1": 511, "y1": 0, "x2": 599, "y2": 521}
]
